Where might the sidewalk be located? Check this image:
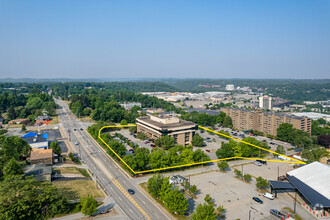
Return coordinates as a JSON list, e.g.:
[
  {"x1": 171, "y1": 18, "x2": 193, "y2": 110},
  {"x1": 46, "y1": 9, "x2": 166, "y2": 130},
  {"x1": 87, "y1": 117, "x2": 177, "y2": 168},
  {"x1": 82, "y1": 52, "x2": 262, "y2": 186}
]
[{"x1": 52, "y1": 197, "x2": 128, "y2": 220}]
